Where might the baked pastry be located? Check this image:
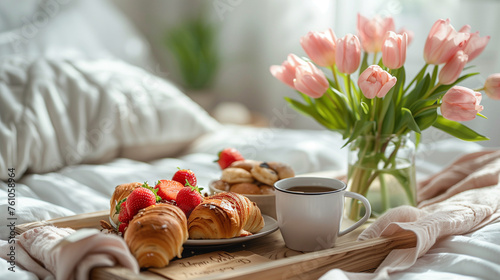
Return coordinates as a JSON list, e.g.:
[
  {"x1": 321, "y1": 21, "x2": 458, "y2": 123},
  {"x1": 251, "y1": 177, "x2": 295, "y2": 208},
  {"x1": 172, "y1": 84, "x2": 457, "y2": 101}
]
[
  {"x1": 229, "y1": 159, "x2": 260, "y2": 171},
  {"x1": 124, "y1": 203, "x2": 188, "y2": 268},
  {"x1": 187, "y1": 192, "x2": 264, "y2": 239},
  {"x1": 110, "y1": 182, "x2": 142, "y2": 225},
  {"x1": 221, "y1": 167, "x2": 254, "y2": 184},
  {"x1": 267, "y1": 161, "x2": 295, "y2": 179},
  {"x1": 251, "y1": 163, "x2": 279, "y2": 186},
  {"x1": 229, "y1": 182, "x2": 261, "y2": 195},
  {"x1": 259, "y1": 185, "x2": 275, "y2": 194}
]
